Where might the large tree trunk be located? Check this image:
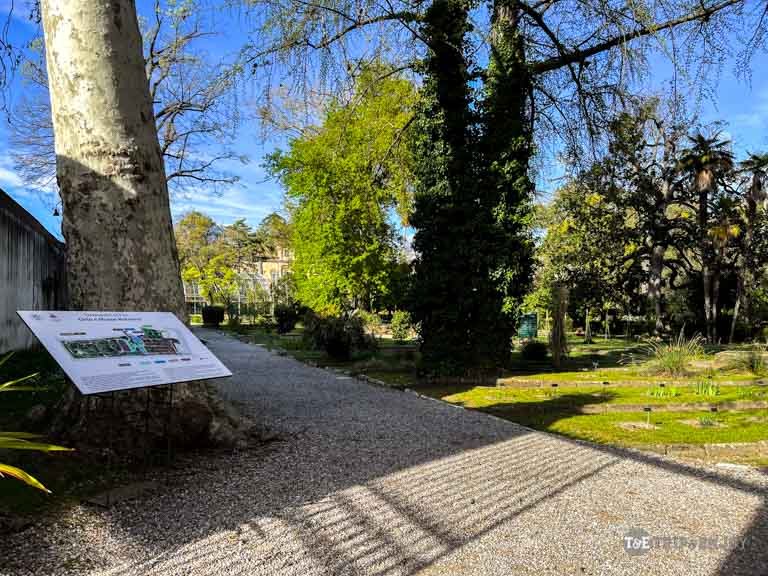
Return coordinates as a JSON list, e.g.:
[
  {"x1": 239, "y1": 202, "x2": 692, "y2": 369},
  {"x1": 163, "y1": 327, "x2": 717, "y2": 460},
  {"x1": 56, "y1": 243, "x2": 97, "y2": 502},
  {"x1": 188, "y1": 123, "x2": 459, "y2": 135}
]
[
  {"x1": 40, "y1": 0, "x2": 244, "y2": 451},
  {"x1": 41, "y1": 0, "x2": 183, "y2": 313}
]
